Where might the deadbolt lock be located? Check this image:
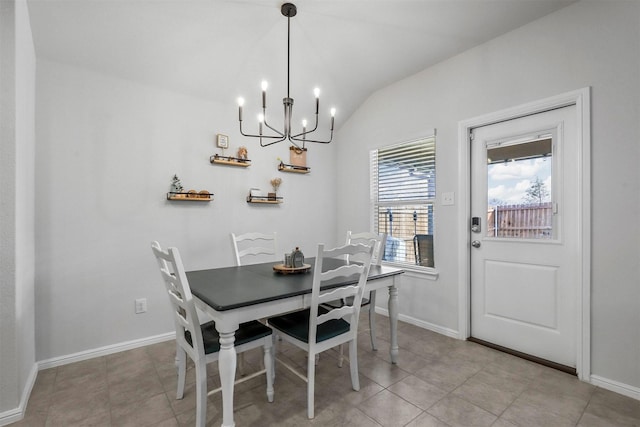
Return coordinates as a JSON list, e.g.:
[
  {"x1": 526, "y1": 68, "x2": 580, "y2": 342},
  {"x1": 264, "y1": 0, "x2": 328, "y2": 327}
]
[{"x1": 471, "y1": 217, "x2": 481, "y2": 233}]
